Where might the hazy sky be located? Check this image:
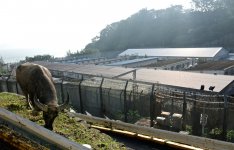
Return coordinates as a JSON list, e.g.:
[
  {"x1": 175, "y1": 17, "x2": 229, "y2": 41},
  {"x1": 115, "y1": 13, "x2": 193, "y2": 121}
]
[{"x1": 0, "y1": 0, "x2": 191, "y2": 62}]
